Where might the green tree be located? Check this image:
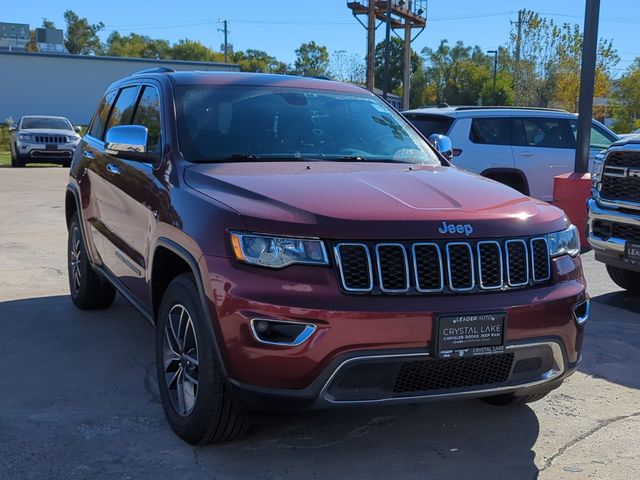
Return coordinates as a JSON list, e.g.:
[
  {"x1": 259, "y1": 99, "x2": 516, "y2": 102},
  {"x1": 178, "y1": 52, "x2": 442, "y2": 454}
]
[
  {"x1": 170, "y1": 39, "x2": 222, "y2": 62},
  {"x1": 233, "y1": 49, "x2": 289, "y2": 73},
  {"x1": 374, "y1": 36, "x2": 421, "y2": 93},
  {"x1": 293, "y1": 41, "x2": 330, "y2": 77},
  {"x1": 329, "y1": 50, "x2": 365, "y2": 83},
  {"x1": 41, "y1": 18, "x2": 56, "y2": 29},
  {"x1": 106, "y1": 32, "x2": 171, "y2": 59},
  {"x1": 63, "y1": 10, "x2": 104, "y2": 55},
  {"x1": 611, "y1": 58, "x2": 640, "y2": 133}
]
